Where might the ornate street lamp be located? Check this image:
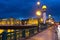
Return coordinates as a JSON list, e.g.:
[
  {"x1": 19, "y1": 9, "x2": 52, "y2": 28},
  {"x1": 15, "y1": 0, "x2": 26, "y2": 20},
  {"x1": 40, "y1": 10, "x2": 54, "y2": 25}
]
[
  {"x1": 36, "y1": 1, "x2": 42, "y2": 32},
  {"x1": 36, "y1": 10, "x2": 42, "y2": 32},
  {"x1": 42, "y1": 5, "x2": 47, "y2": 10},
  {"x1": 36, "y1": 1, "x2": 41, "y2": 25},
  {"x1": 42, "y1": 5, "x2": 47, "y2": 24}
]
